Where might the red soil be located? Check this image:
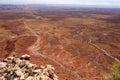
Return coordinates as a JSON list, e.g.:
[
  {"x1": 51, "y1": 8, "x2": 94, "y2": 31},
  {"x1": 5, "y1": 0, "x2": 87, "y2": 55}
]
[
  {"x1": 14, "y1": 36, "x2": 80, "y2": 80},
  {"x1": 0, "y1": 39, "x2": 9, "y2": 60},
  {"x1": 0, "y1": 21, "x2": 32, "y2": 36},
  {"x1": 0, "y1": 20, "x2": 118, "y2": 80},
  {"x1": 0, "y1": 22, "x2": 80, "y2": 80},
  {"x1": 39, "y1": 33, "x2": 114, "y2": 80}
]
